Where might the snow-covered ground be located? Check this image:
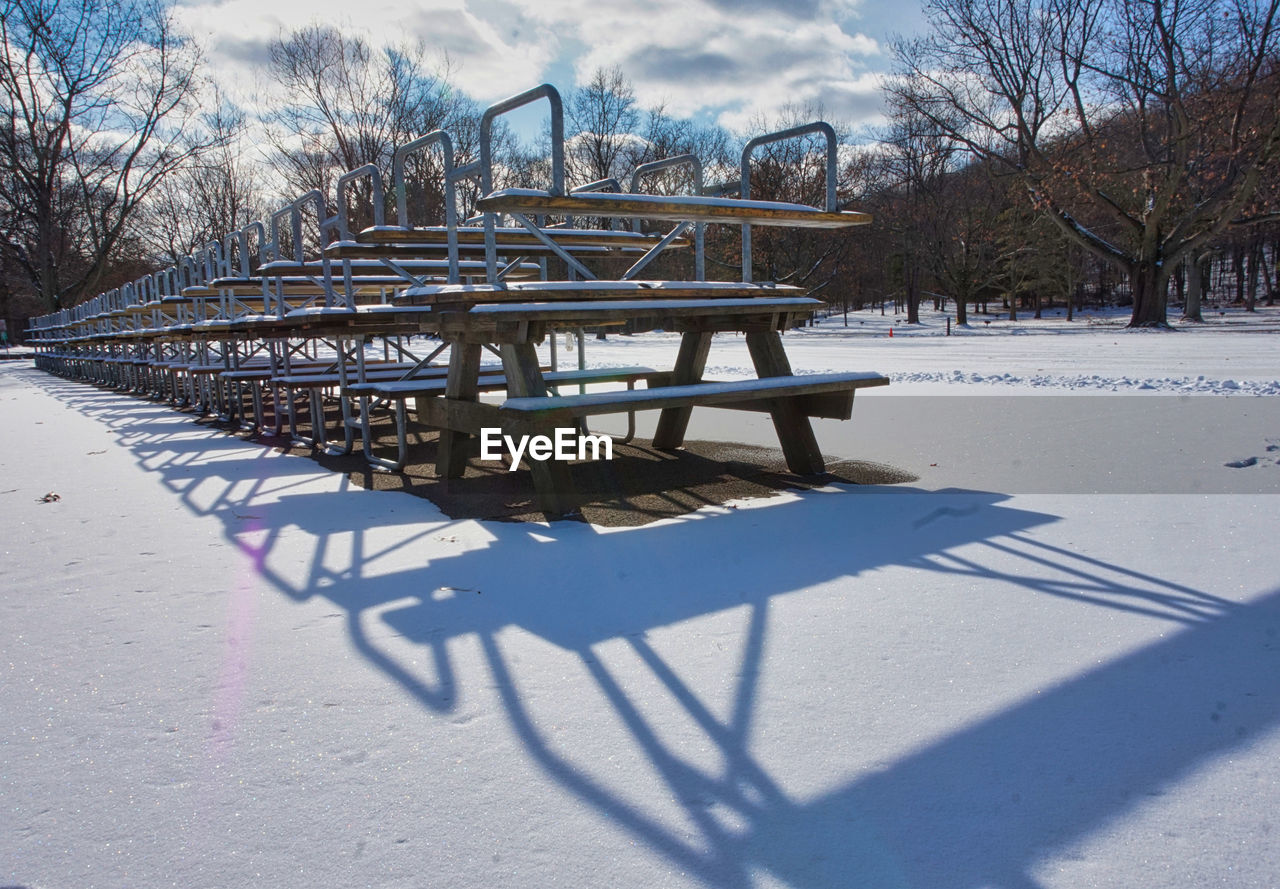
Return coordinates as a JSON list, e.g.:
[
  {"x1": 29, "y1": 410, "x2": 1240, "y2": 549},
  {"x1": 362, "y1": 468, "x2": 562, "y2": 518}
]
[
  {"x1": 570, "y1": 304, "x2": 1280, "y2": 395},
  {"x1": 2, "y1": 315, "x2": 1278, "y2": 888}
]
